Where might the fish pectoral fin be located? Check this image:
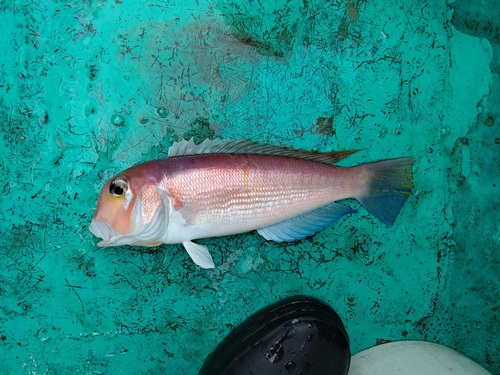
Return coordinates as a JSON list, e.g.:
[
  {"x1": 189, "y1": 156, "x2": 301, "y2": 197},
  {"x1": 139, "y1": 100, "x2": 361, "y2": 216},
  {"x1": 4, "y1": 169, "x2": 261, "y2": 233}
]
[
  {"x1": 257, "y1": 203, "x2": 356, "y2": 243},
  {"x1": 182, "y1": 241, "x2": 215, "y2": 269}
]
